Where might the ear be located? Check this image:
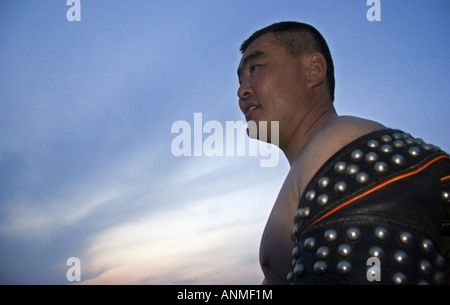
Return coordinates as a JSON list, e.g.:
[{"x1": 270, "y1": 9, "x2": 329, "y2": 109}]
[{"x1": 304, "y1": 52, "x2": 327, "y2": 88}]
